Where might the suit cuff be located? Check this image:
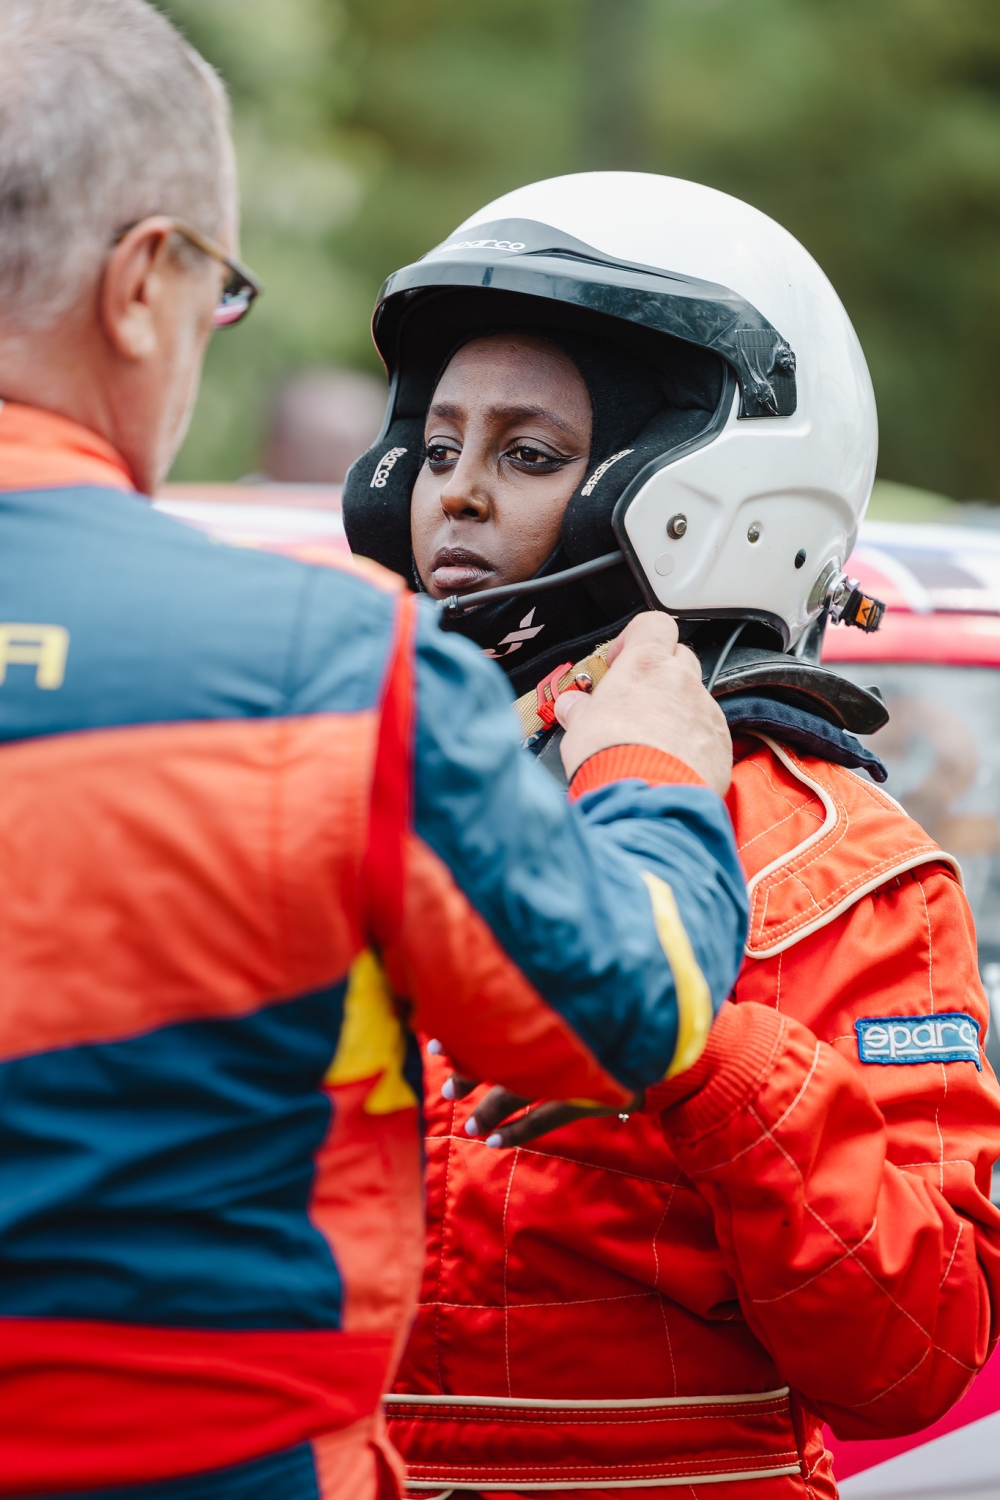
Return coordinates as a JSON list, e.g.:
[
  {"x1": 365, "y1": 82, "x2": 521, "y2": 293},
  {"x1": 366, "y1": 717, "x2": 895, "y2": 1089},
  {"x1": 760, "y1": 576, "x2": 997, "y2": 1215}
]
[
  {"x1": 568, "y1": 744, "x2": 706, "y2": 802},
  {"x1": 642, "y1": 1001, "x2": 786, "y2": 1133}
]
